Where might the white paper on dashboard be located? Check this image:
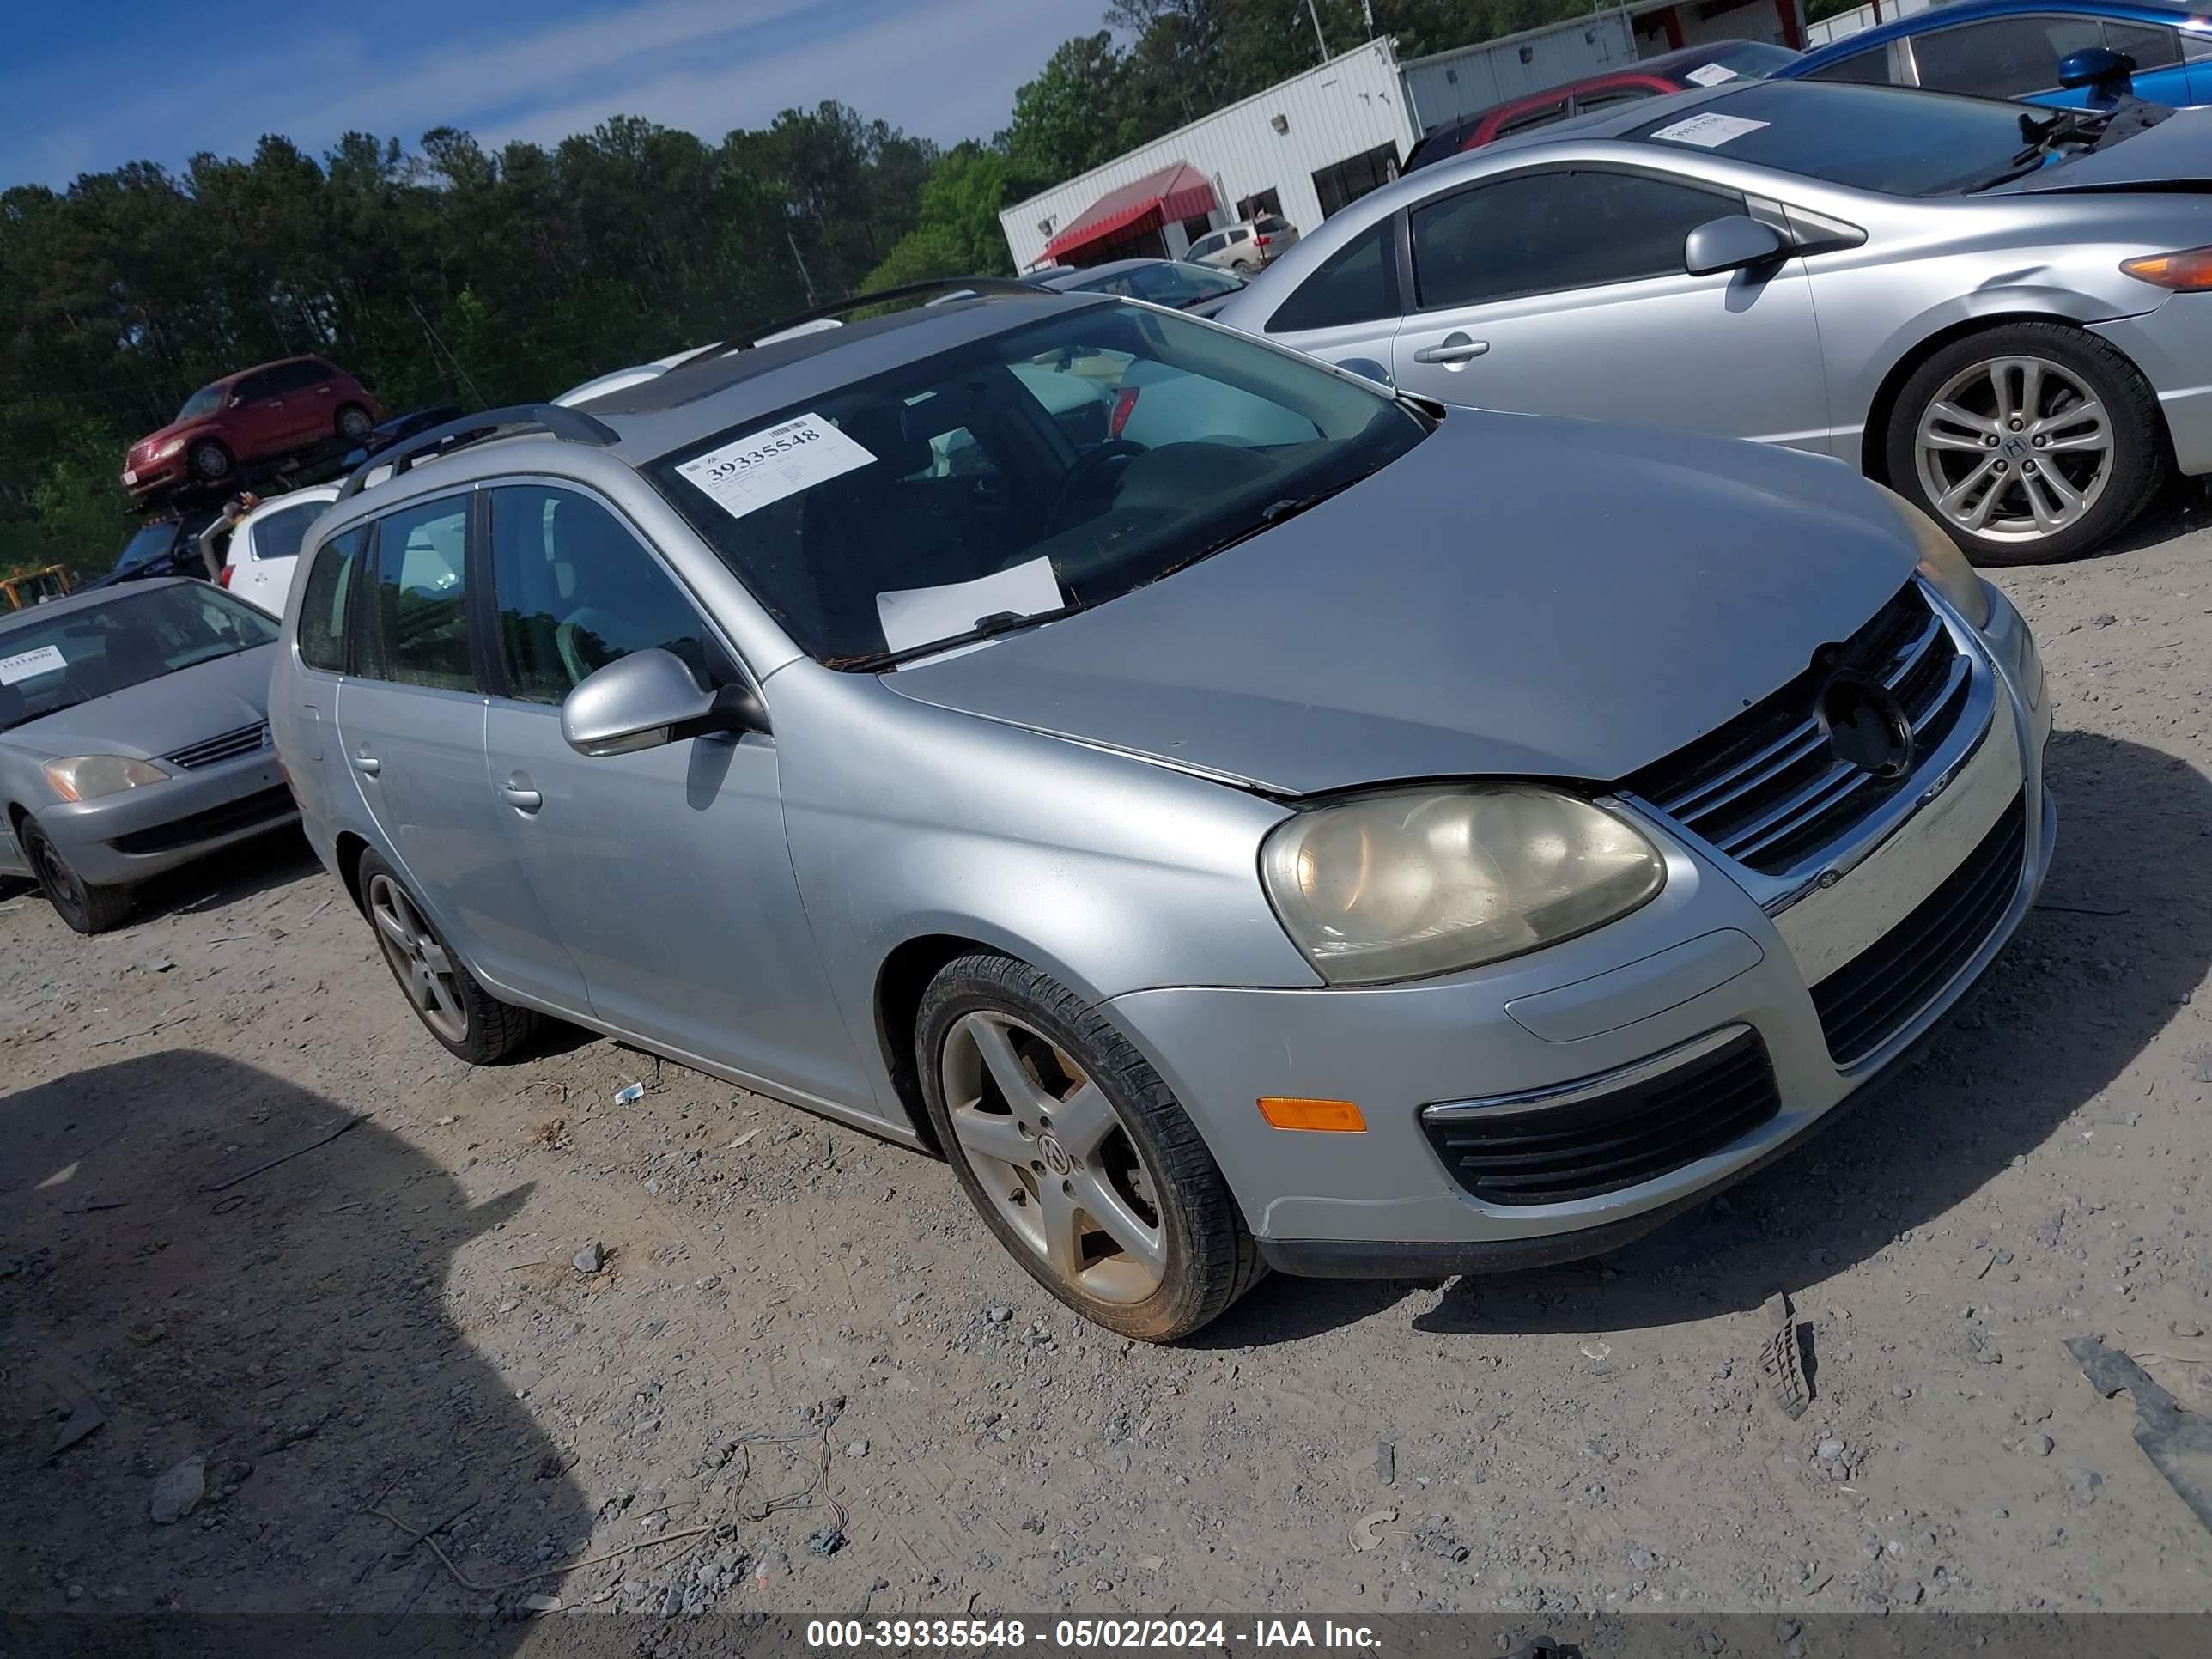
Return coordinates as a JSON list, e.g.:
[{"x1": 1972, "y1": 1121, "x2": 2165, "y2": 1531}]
[
  {"x1": 674, "y1": 411, "x2": 876, "y2": 520},
  {"x1": 0, "y1": 644, "x2": 67, "y2": 686},
  {"x1": 876, "y1": 556, "x2": 1066, "y2": 661},
  {"x1": 1683, "y1": 63, "x2": 1741, "y2": 86},
  {"x1": 1648, "y1": 112, "x2": 1769, "y2": 148}
]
